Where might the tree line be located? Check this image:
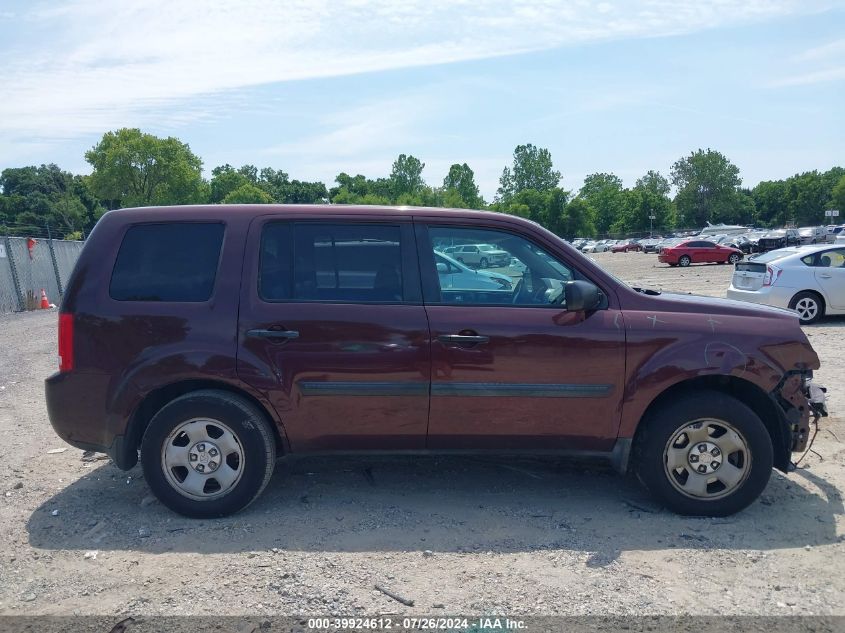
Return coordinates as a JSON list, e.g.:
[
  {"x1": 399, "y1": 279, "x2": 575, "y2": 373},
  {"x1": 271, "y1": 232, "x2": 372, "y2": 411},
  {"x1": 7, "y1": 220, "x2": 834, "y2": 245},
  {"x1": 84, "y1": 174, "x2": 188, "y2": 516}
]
[{"x1": 1, "y1": 127, "x2": 842, "y2": 240}]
